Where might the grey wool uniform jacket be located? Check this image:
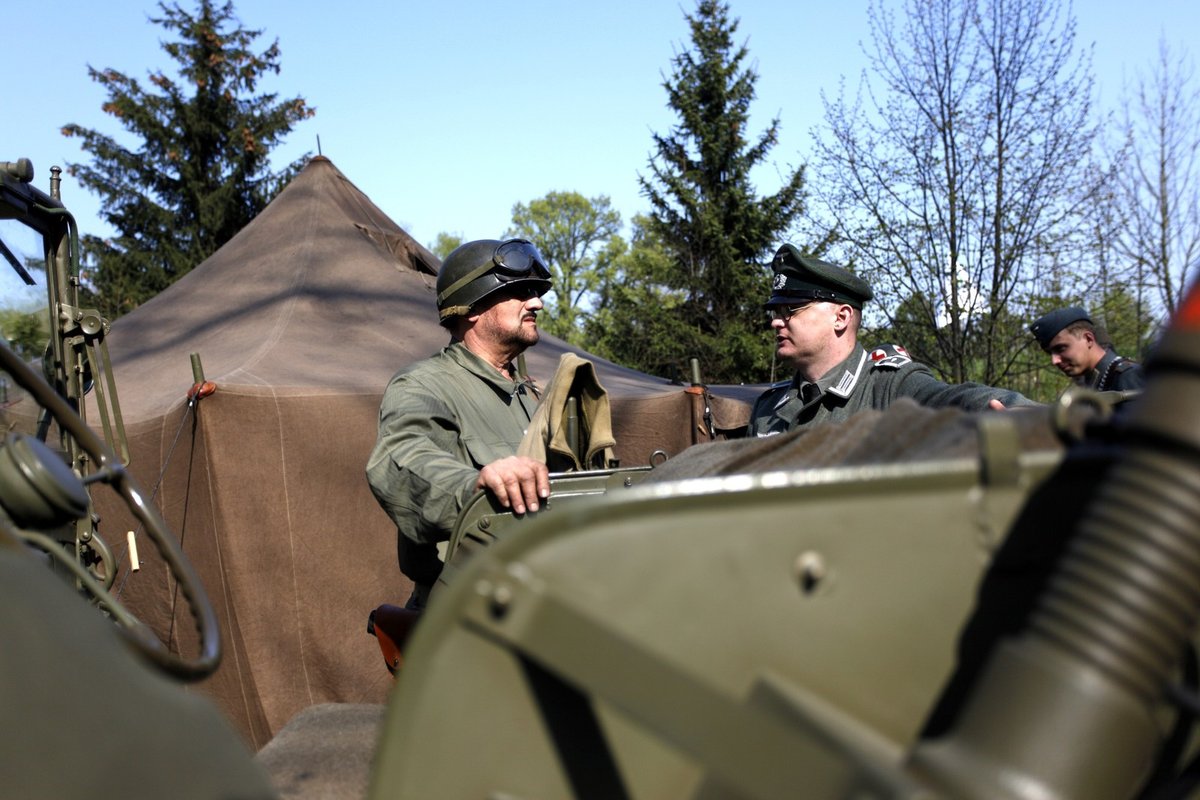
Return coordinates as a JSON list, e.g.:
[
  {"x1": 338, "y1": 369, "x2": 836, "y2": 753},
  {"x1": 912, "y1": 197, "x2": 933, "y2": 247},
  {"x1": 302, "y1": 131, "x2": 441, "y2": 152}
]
[
  {"x1": 748, "y1": 343, "x2": 1036, "y2": 437},
  {"x1": 366, "y1": 342, "x2": 538, "y2": 552}
]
